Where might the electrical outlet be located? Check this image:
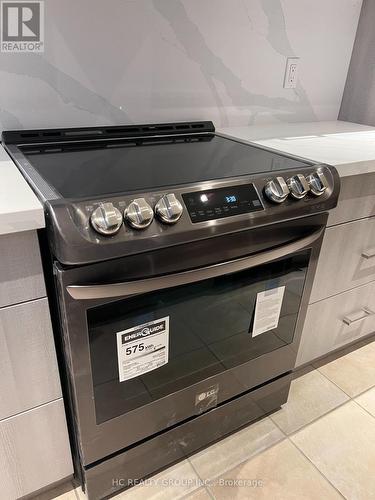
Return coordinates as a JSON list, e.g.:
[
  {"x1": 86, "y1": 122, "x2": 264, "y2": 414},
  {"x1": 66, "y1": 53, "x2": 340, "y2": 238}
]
[{"x1": 283, "y1": 57, "x2": 299, "y2": 89}]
